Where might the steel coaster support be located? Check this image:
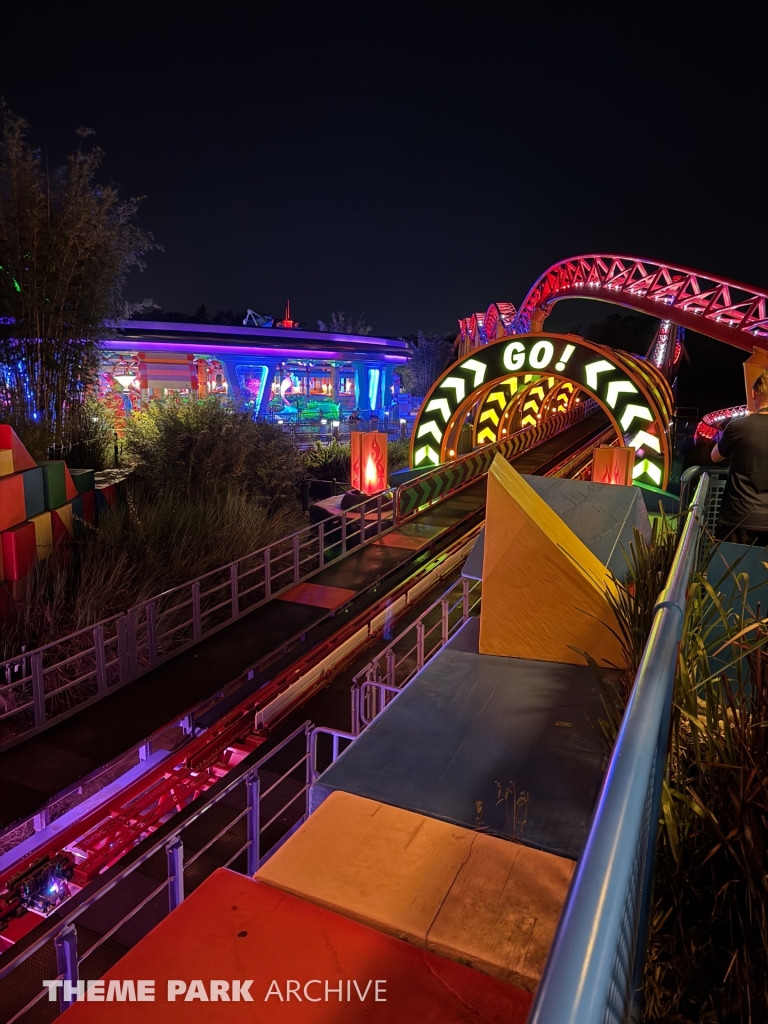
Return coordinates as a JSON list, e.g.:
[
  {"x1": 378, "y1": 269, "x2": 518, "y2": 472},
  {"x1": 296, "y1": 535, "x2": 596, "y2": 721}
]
[
  {"x1": 246, "y1": 770, "x2": 260, "y2": 875},
  {"x1": 166, "y1": 838, "x2": 184, "y2": 912},
  {"x1": 54, "y1": 923, "x2": 79, "y2": 1012}
]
